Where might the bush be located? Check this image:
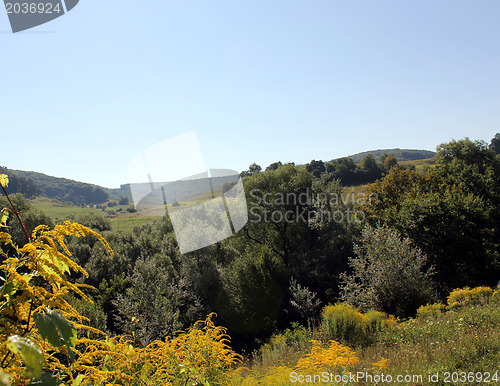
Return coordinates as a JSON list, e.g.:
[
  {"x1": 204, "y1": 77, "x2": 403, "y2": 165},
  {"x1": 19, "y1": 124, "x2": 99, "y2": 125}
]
[
  {"x1": 320, "y1": 304, "x2": 369, "y2": 347},
  {"x1": 365, "y1": 310, "x2": 397, "y2": 334},
  {"x1": 340, "y1": 224, "x2": 436, "y2": 318},
  {"x1": 259, "y1": 323, "x2": 312, "y2": 368},
  {"x1": 447, "y1": 286, "x2": 493, "y2": 310},
  {"x1": 416, "y1": 302, "x2": 445, "y2": 319}
]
